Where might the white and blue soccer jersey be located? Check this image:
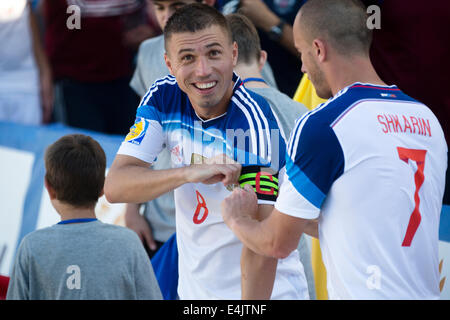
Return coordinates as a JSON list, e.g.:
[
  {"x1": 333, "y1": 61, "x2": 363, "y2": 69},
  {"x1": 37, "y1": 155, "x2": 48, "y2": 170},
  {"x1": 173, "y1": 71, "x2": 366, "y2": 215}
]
[
  {"x1": 118, "y1": 73, "x2": 309, "y2": 300},
  {"x1": 275, "y1": 83, "x2": 448, "y2": 299}
]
